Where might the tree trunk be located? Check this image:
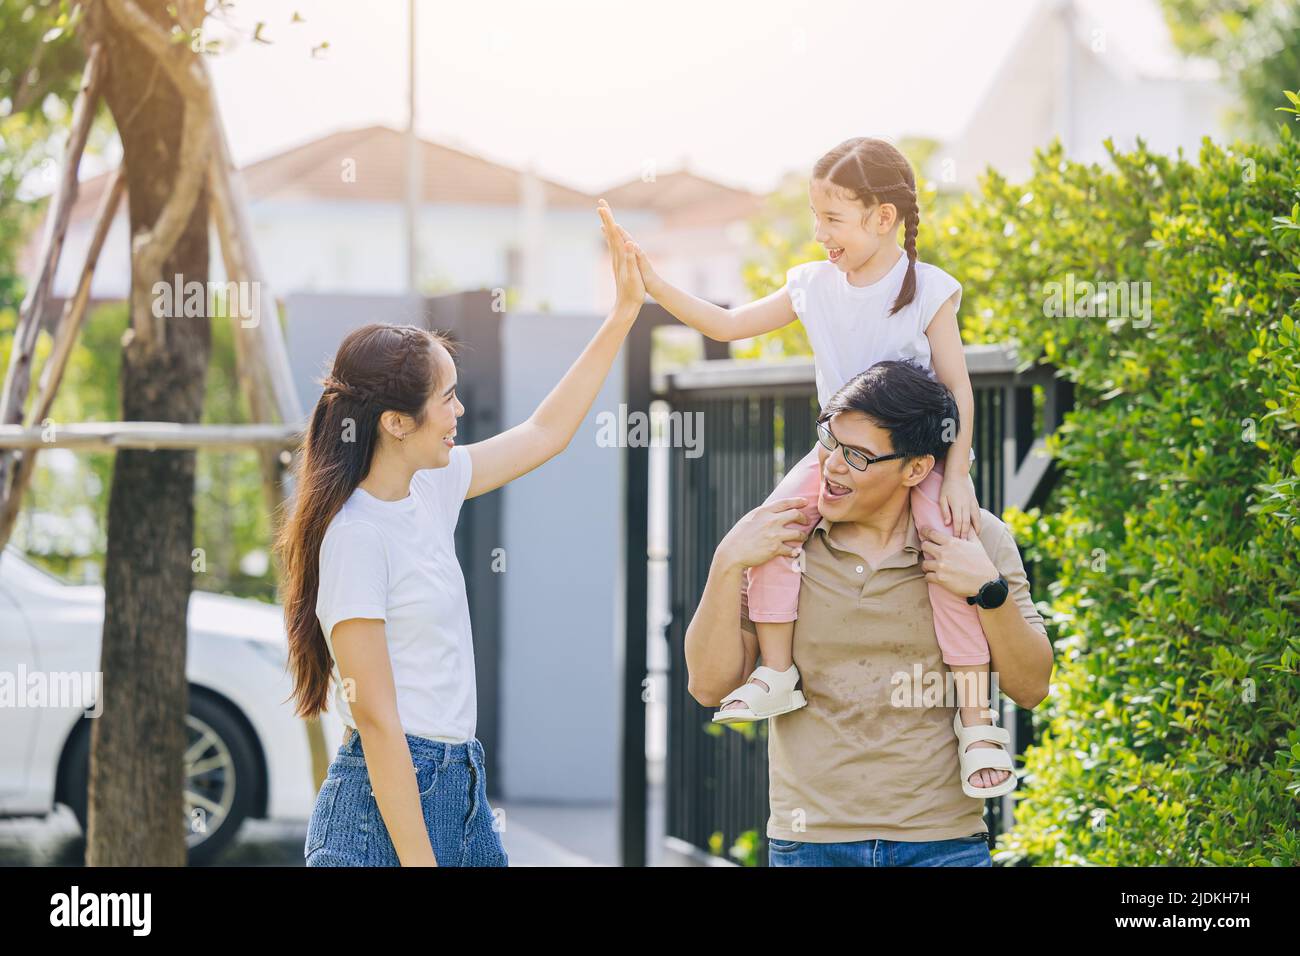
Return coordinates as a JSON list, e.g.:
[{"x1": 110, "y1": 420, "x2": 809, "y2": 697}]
[{"x1": 86, "y1": 0, "x2": 211, "y2": 866}]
